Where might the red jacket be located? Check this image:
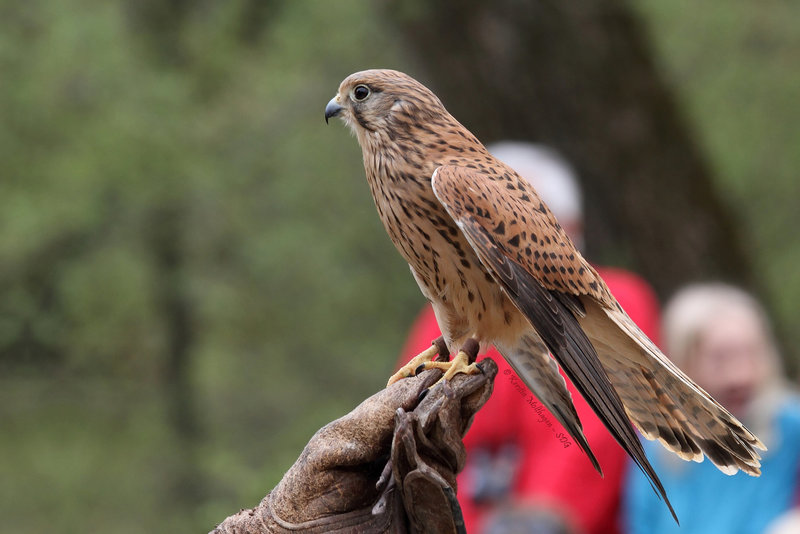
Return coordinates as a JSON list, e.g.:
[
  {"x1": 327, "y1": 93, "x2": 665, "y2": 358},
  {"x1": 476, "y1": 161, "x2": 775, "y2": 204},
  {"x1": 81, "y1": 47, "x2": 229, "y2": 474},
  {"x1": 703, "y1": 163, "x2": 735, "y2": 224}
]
[{"x1": 398, "y1": 267, "x2": 660, "y2": 534}]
